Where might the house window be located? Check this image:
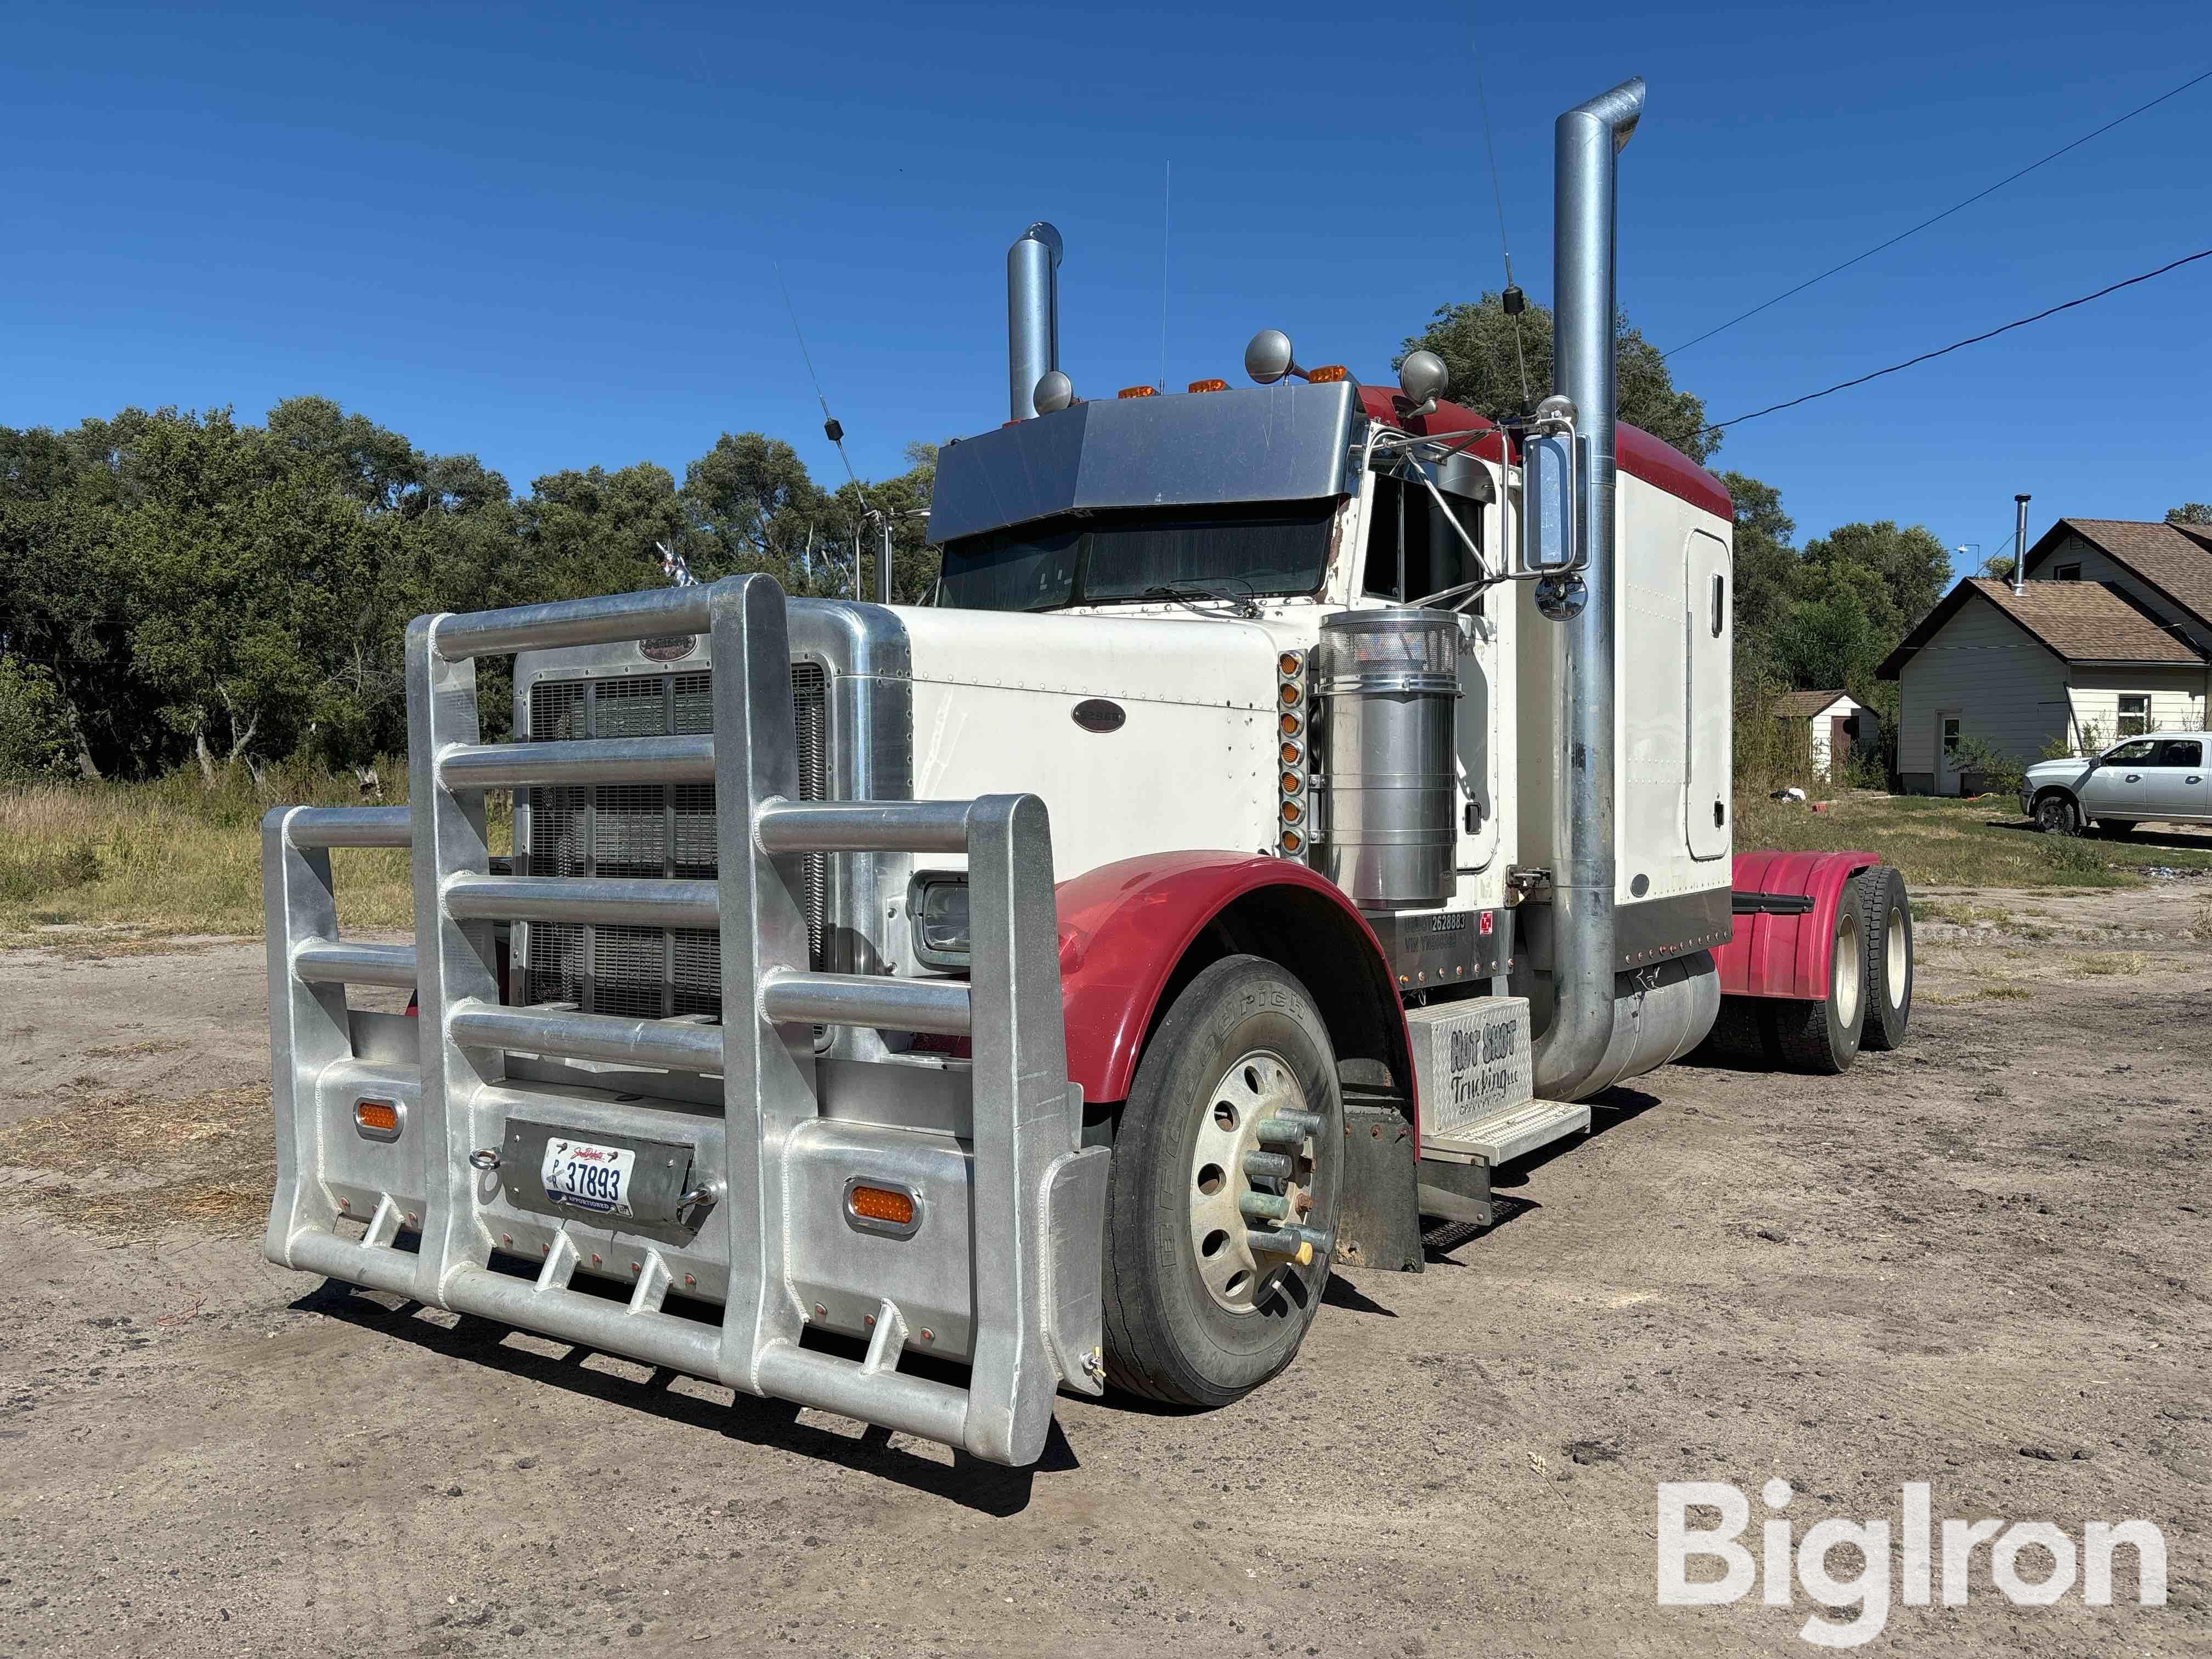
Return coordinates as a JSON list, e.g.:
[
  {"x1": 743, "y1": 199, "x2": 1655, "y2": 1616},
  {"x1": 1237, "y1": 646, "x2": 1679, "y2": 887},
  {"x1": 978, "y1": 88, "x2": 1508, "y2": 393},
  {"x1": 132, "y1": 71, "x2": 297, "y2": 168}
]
[
  {"x1": 2117, "y1": 694, "x2": 2152, "y2": 737},
  {"x1": 2054, "y1": 563, "x2": 2082, "y2": 581},
  {"x1": 1940, "y1": 716, "x2": 1961, "y2": 754}
]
